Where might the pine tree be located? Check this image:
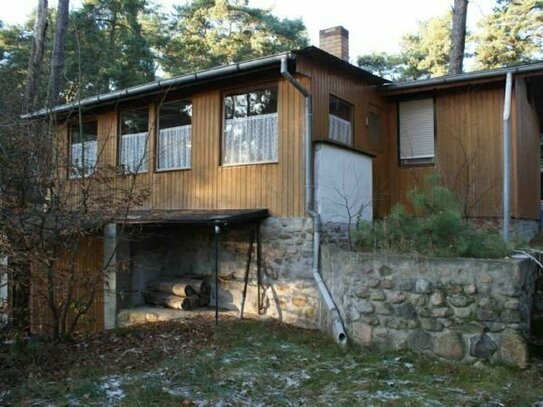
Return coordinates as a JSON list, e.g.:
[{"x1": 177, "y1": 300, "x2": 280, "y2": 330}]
[
  {"x1": 448, "y1": 0, "x2": 469, "y2": 74},
  {"x1": 475, "y1": 0, "x2": 543, "y2": 69},
  {"x1": 160, "y1": 0, "x2": 308, "y2": 76}
]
